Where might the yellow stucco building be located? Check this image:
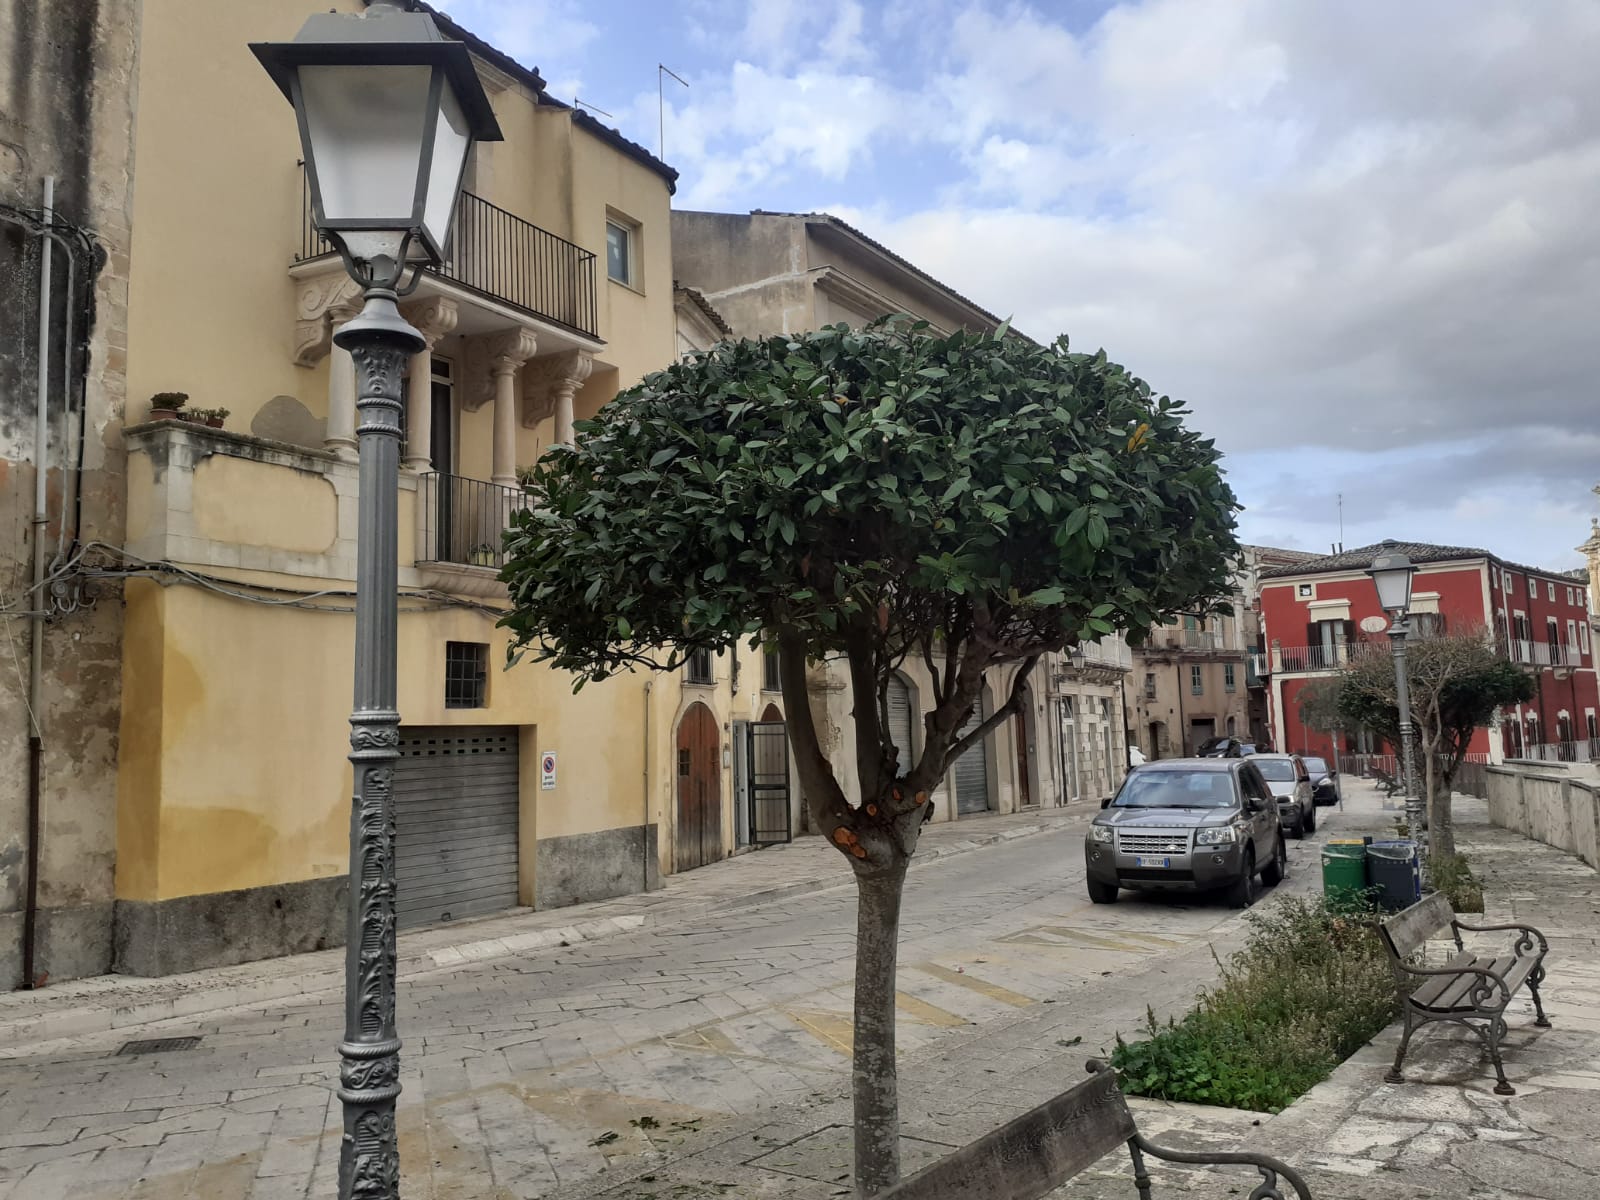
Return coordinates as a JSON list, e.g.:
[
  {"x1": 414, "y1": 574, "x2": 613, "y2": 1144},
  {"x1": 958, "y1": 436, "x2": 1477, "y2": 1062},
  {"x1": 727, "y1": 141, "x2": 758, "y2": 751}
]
[{"x1": 110, "y1": 2, "x2": 687, "y2": 974}]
